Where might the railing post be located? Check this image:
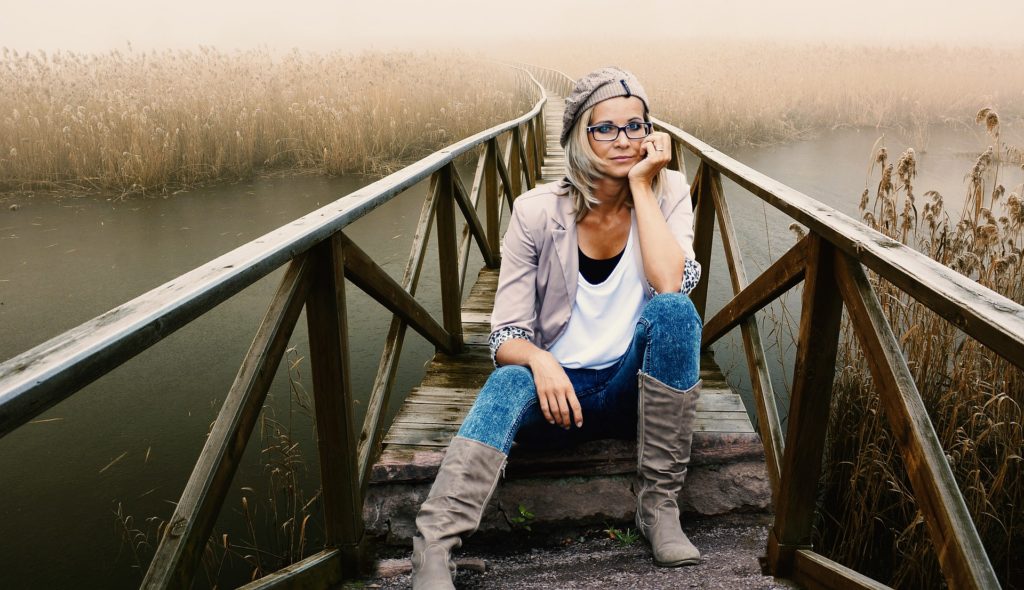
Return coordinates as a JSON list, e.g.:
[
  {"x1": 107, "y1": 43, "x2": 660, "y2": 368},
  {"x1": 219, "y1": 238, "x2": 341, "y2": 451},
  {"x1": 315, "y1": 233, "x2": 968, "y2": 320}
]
[
  {"x1": 668, "y1": 136, "x2": 686, "y2": 178},
  {"x1": 510, "y1": 126, "x2": 524, "y2": 195},
  {"x1": 535, "y1": 111, "x2": 546, "y2": 170},
  {"x1": 766, "y1": 234, "x2": 844, "y2": 577},
  {"x1": 485, "y1": 139, "x2": 500, "y2": 259},
  {"x1": 690, "y1": 162, "x2": 716, "y2": 320},
  {"x1": 305, "y1": 234, "x2": 367, "y2": 576},
  {"x1": 526, "y1": 118, "x2": 541, "y2": 183},
  {"x1": 436, "y1": 164, "x2": 464, "y2": 353}
]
